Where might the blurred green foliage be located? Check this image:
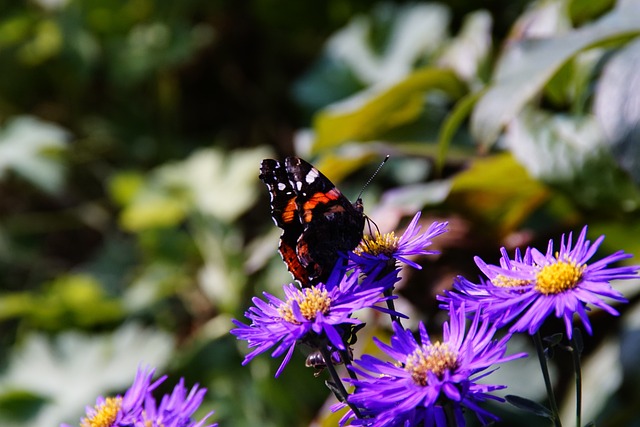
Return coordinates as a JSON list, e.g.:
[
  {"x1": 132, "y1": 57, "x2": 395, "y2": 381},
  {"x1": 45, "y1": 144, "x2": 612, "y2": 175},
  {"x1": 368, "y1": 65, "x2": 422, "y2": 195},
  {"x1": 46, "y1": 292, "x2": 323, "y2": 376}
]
[{"x1": 1, "y1": 0, "x2": 639, "y2": 426}]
